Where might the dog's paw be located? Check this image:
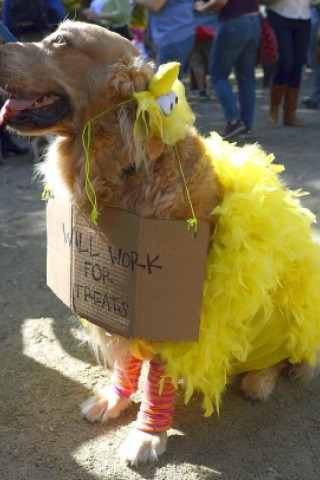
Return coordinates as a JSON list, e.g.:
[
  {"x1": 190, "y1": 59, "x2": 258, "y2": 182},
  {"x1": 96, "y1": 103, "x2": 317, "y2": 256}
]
[
  {"x1": 289, "y1": 353, "x2": 320, "y2": 384},
  {"x1": 119, "y1": 429, "x2": 167, "y2": 466},
  {"x1": 240, "y1": 363, "x2": 286, "y2": 401},
  {"x1": 81, "y1": 386, "x2": 131, "y2": 424}
]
